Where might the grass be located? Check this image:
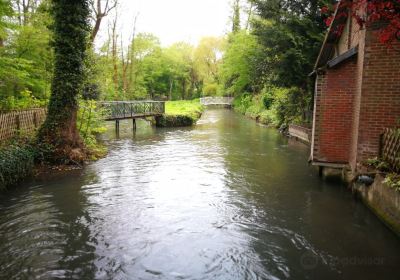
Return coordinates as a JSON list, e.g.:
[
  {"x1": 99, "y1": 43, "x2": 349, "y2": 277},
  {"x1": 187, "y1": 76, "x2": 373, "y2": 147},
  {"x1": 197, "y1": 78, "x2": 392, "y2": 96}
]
[
  {"x1": 156, "y1": 99, "x2": 205, "y2": 127},
  {"x1": 165, "y1": 99, "x2": 204, "y2": 120}
]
